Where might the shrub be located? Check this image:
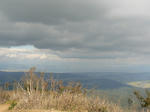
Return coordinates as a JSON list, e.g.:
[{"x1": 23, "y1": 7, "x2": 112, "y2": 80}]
[
  {"x1": 133, "y1": 89, "x2": 150, "y2": 111},
  {"x1": 8, "y1": 100, "x2": 17, "y2": 110}
]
